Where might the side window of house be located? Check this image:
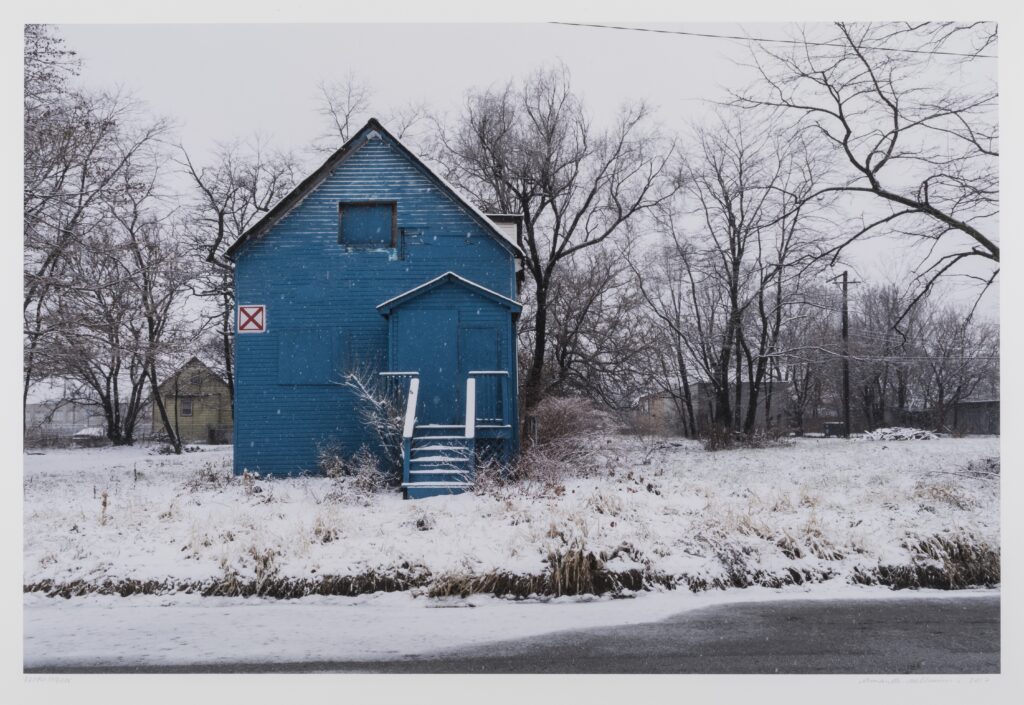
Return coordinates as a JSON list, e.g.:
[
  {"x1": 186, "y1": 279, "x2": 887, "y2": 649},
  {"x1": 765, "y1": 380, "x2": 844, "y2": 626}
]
[
  {"x1": 339, "y1": 201, "x2": 396, "y2": 248},
  {"x1": 181, "y1": 397, "x2": 193, "y2": 416},
  {"x1": 278, "y1": 328, "x2": 347, "y2": 385}
]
